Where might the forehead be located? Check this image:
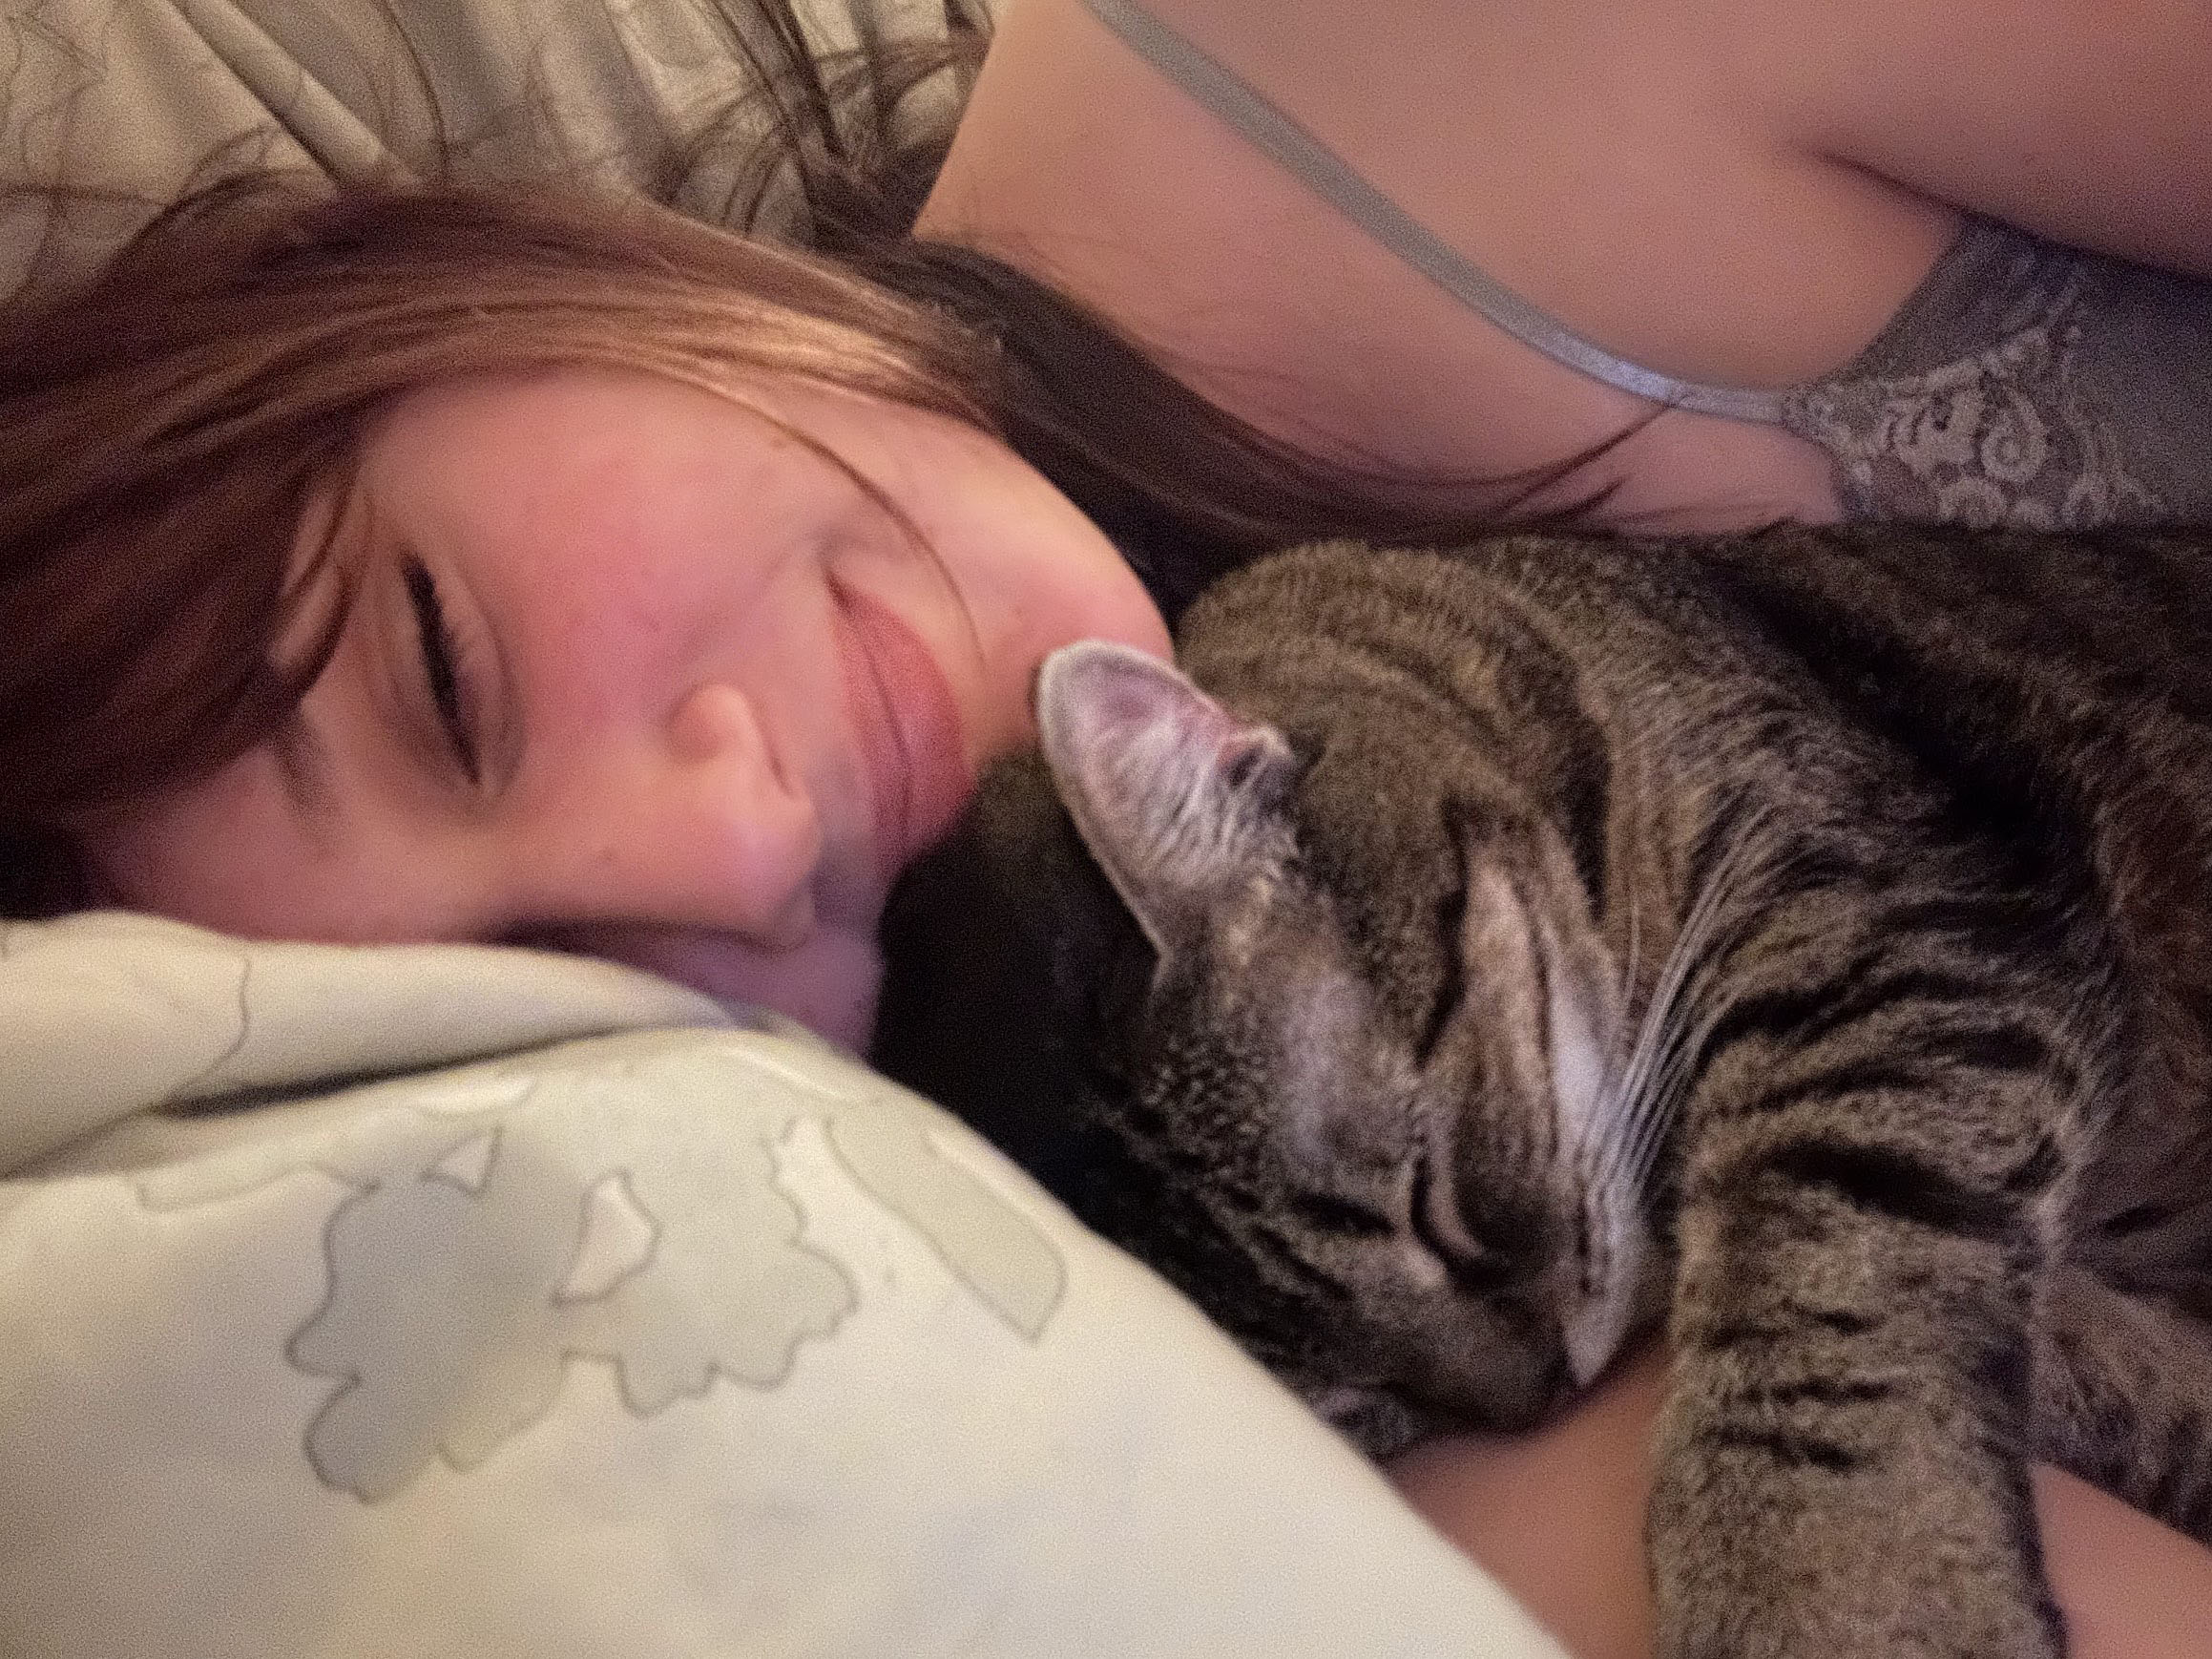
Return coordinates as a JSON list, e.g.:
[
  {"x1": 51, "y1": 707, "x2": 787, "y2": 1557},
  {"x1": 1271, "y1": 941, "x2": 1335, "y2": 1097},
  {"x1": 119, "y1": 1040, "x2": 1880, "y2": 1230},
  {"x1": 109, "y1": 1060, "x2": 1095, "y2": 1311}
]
[
  {"x1": 1156, "y1": 894, "x2": 1376, "y2": 1066},
  {"x1": 349, "y1": 369, "x2": 847, "y2": 590}
]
